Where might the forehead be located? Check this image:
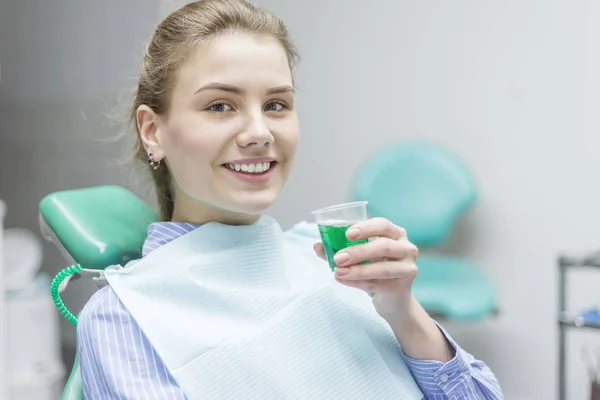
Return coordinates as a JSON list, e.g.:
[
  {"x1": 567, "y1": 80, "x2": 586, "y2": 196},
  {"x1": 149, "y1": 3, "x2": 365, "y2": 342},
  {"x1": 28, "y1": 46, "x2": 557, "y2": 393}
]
[{"x1": 174, "y1": 33, "x2": 293, "y2": 95}]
